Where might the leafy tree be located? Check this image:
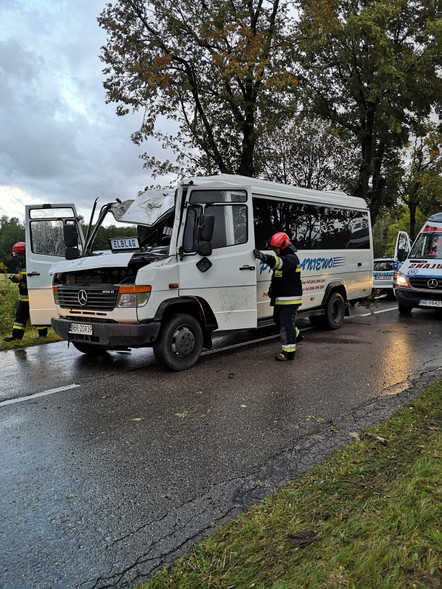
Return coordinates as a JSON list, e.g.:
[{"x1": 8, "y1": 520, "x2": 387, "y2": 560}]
[
  {"x1": 0, "y1": 216, "x2": 25, "y2": 272},
  {"x1": 258, "y1": 115, "x2": 358, "y2": 192},
  {"x1": 296, "y1": 0, "x2": 442, "y2": 224},
  {"x1": 396, "y1": 123, "x2": 442, "y2": 240},
  {"x1": 98, "y1": 0, "x2": 299, "y2": 178}
]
